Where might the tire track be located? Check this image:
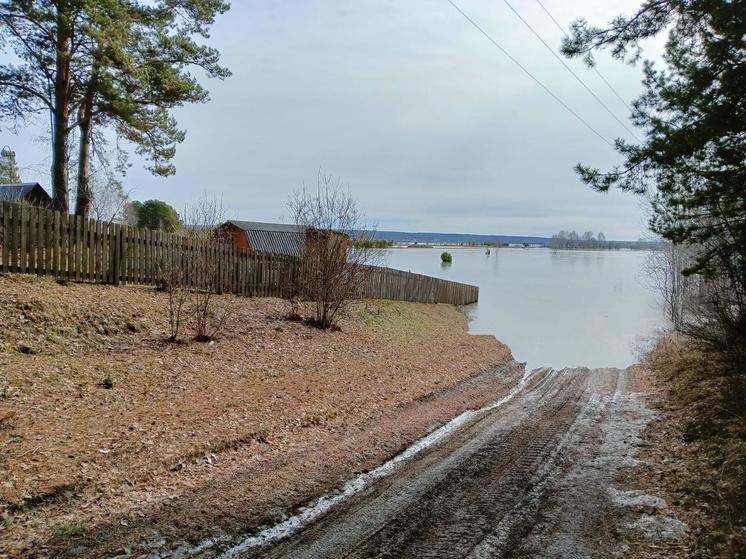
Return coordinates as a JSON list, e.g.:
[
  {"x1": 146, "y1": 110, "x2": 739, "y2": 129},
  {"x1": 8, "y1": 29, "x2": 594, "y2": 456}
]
[
  {"x1": 251, "y1": 368, "x2": 610, "y2": 559},
  {"x1": 343, "y1": 371, "x2": 587, "y2": 559}
]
